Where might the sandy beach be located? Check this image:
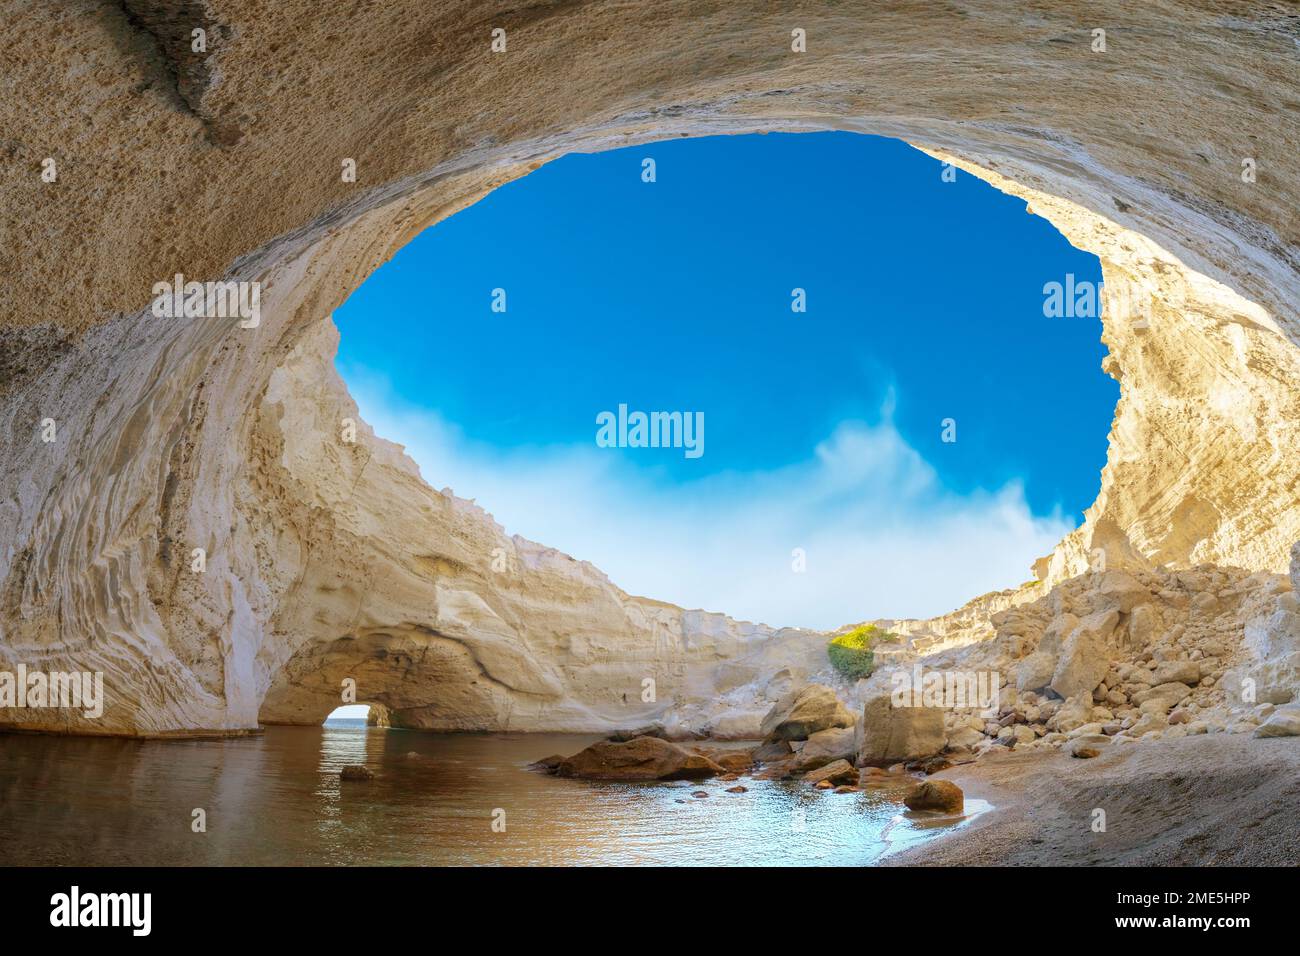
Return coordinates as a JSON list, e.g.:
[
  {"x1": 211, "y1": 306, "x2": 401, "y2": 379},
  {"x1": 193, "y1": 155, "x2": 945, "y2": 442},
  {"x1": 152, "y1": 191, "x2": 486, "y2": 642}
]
[{"x1": 887, "y1": 734, "x2": 1300, "y2": 866}]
